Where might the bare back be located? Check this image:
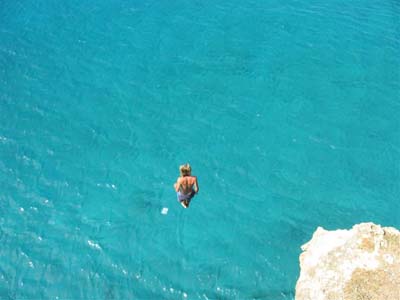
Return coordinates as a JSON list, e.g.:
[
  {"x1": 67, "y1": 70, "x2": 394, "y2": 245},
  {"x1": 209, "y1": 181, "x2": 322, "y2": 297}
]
[{"x1": 176, "y1": 176, "x2": 198, "y2": 194}]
